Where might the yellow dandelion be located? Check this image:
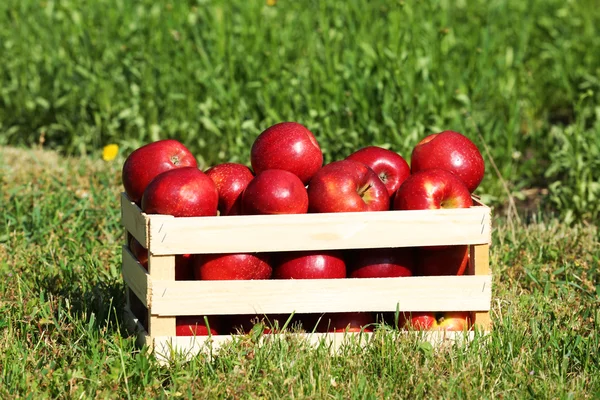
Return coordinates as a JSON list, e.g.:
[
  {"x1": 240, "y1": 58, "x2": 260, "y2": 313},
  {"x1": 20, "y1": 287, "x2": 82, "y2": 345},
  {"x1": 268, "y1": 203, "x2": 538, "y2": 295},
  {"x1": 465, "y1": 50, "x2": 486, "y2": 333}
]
[
  {"x1": 102, "y1": 144, "x2": 119, "y2": 161},
  {"x1": 266, "y1": 0, "x2": 276, "y2": 6}
]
